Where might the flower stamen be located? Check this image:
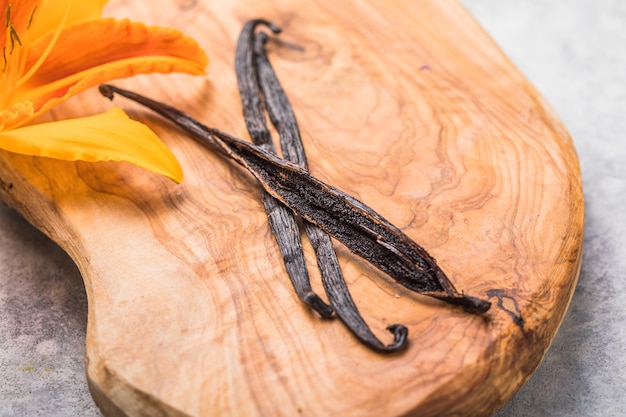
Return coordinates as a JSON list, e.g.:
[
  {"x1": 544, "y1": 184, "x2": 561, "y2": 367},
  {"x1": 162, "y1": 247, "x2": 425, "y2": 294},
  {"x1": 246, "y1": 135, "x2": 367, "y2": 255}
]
[
  {"x1": 5, "y1": 3, "x2": 11, "y2": 28},
  {"x1": 9, "y1": 22, "x2": 21, "y2": 53},
  {"x1": 27, "y1": 6, "x2": 37, "y2": 30}
]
